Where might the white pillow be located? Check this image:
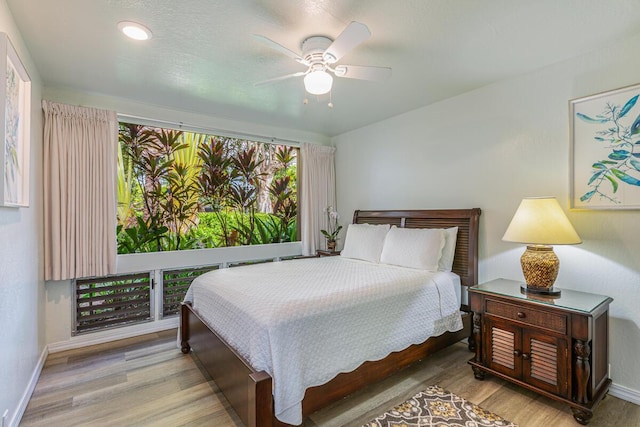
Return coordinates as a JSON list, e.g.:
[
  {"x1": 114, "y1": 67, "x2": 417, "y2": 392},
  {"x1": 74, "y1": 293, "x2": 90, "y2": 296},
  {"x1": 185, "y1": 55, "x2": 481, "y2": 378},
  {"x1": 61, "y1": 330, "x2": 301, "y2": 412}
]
[
  {"x1": 380, "y1": 226, "x2": 445, "y2": 271},
  {"x1": 438, "y1": 227, "x2": 459, "y2": 272},
  {"x1": 340, "y1": 223, "x2": 391, "y2": 263}
]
